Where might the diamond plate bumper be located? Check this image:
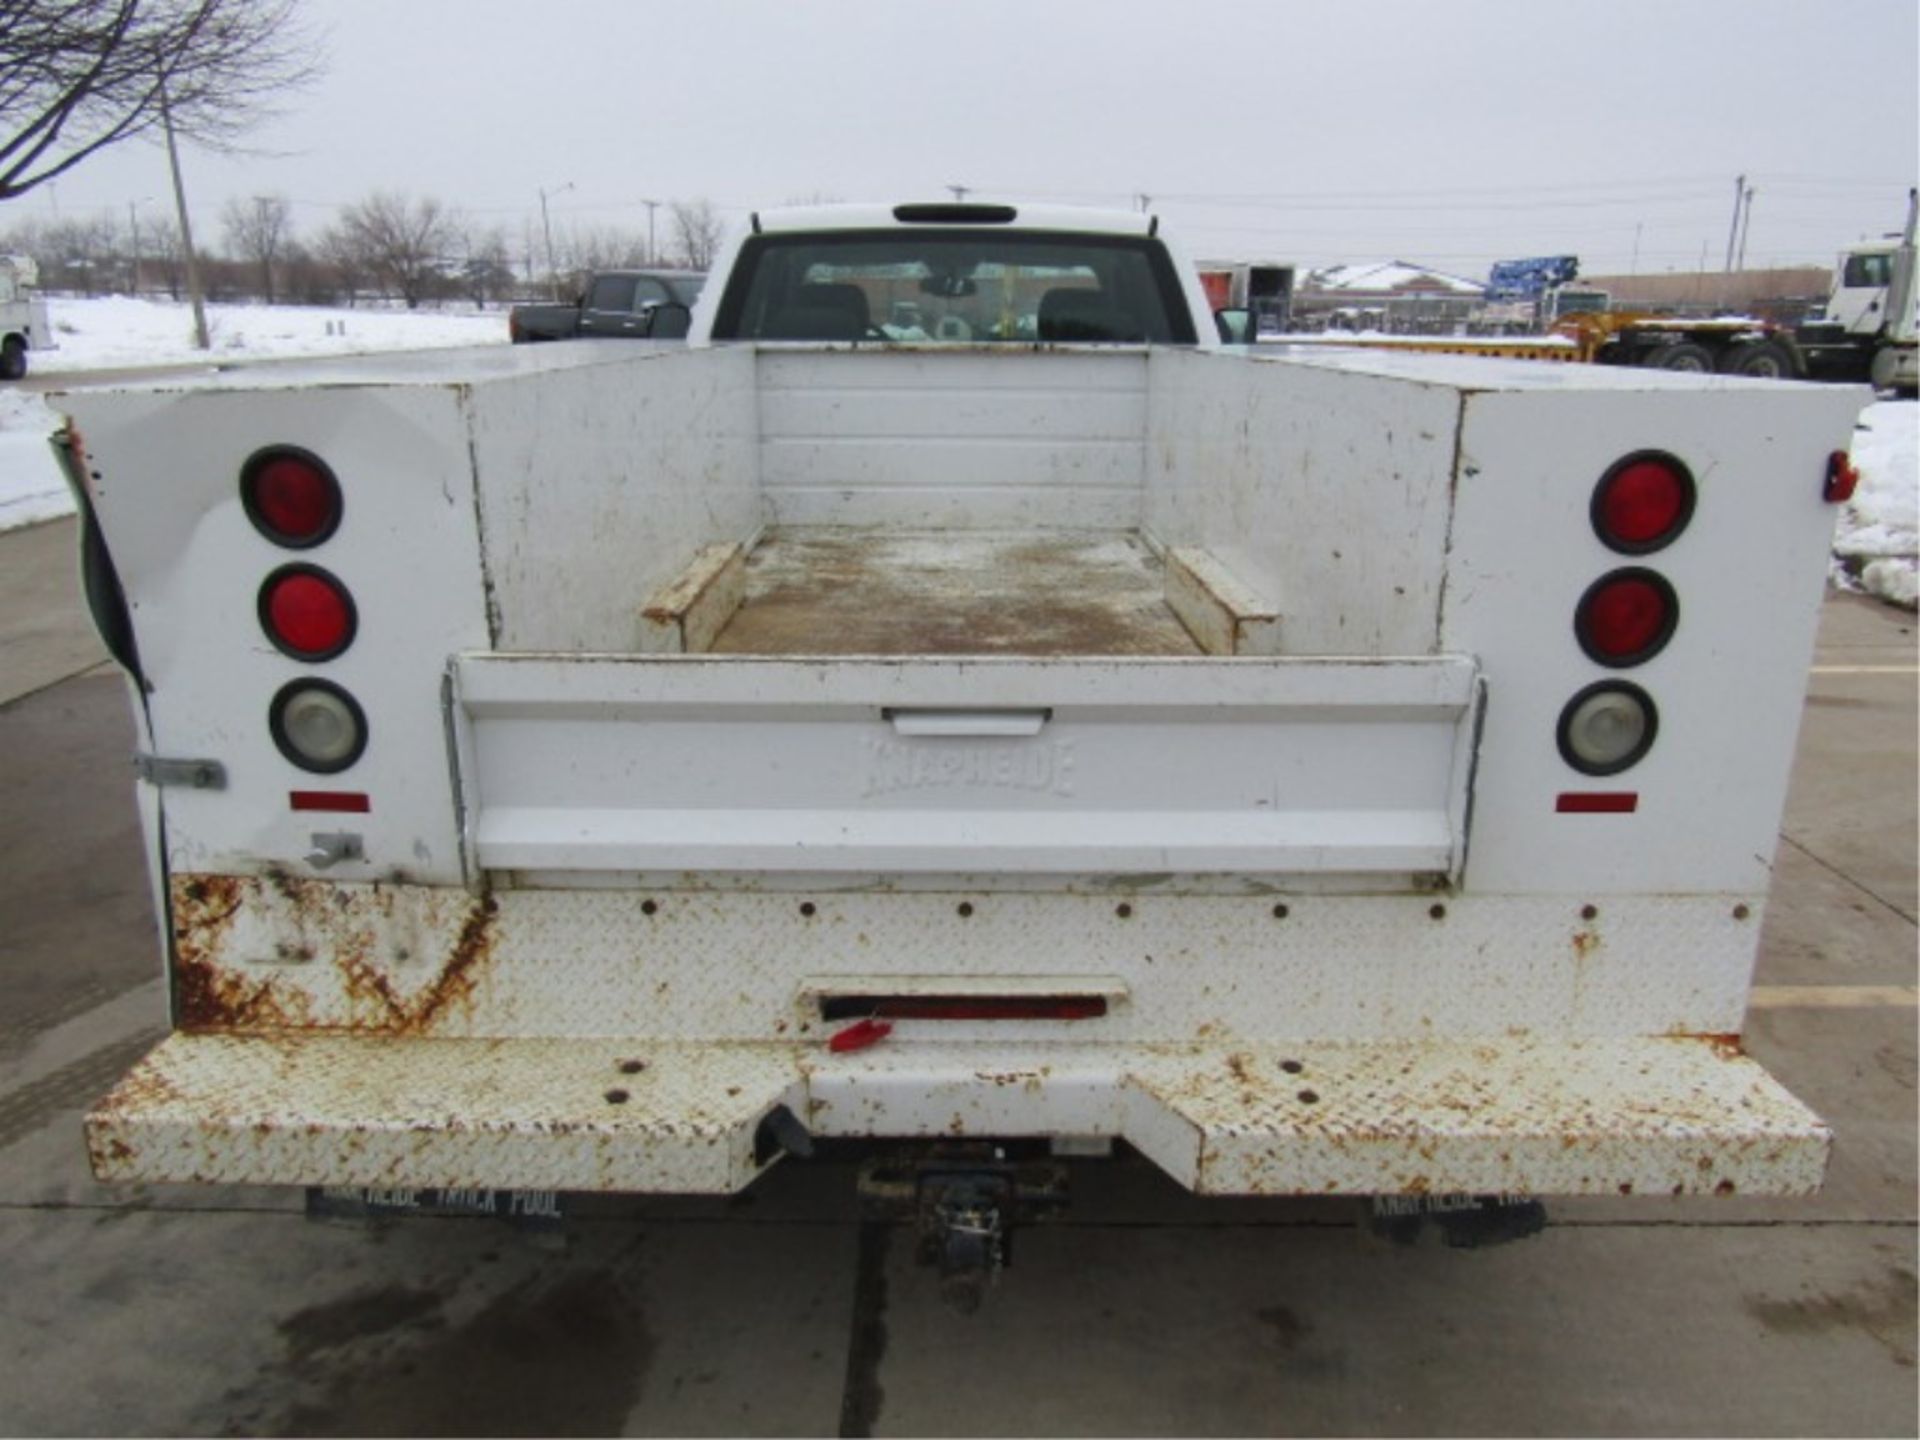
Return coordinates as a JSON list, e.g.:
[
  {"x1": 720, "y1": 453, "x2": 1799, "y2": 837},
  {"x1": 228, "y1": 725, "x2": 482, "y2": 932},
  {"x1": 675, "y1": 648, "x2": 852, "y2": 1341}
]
[{"x1": 87, "y1": 1032, "x2": 1828, "y2": 1198}]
